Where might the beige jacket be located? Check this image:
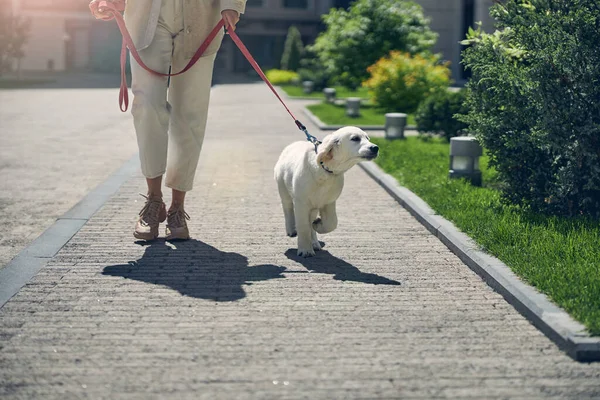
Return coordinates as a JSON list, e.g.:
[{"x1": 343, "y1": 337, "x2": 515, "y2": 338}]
[{"x1": 123, "y1": 0, "x2": 246, "y2": 58}]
